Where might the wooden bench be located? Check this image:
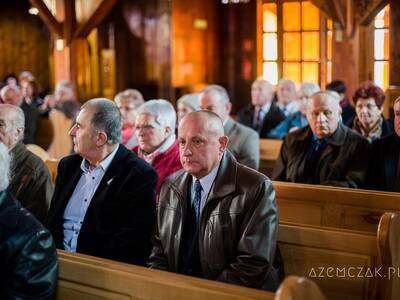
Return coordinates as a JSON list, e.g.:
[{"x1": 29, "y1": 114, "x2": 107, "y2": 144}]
[
  {"x1": 274, "y1": 181, "x2": 400, "y2": 233},
  {"x1": 259, "y1": 139, "x2": 282, "y2": 176},
  {"x1": 278, "y1": 212, "x2": 400, "y2": 300},
  {"x1": 45, "y1": 159, "x2": 59, "y2": 184},
  {"x1": 57, "y1": 251, "x2": 326, "y2": 300}
]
